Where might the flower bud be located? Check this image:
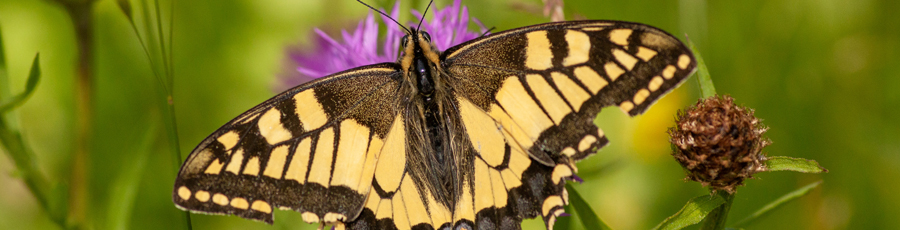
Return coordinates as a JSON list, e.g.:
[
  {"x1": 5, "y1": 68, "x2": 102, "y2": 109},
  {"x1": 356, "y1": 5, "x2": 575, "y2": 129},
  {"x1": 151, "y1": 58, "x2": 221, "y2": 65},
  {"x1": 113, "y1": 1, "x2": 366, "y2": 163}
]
[{"x1": 668, "y1": 96, "x2": 770, "y2": 193}]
